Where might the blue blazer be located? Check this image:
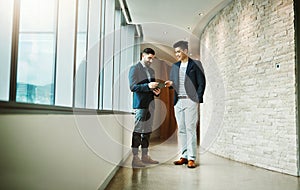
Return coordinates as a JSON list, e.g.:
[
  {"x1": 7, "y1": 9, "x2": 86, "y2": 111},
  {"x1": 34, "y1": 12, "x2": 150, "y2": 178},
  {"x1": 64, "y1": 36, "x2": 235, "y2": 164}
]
[
  {"x1": 169, "y1": 58, "x2": 206, "y2": 105},
  {"x1": 129, "y1": 62, "x2": 157, "y2": 109}
]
